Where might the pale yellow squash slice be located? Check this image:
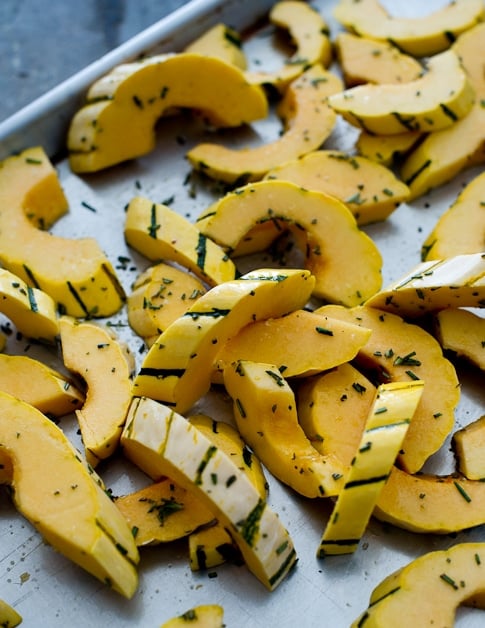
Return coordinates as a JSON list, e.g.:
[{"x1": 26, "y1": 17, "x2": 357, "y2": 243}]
[
  {"x1": 333, "y1": 0, "x2": 485, "y2": 57},
  {"x1": 366, "y1": 253, "x2": 485, "y2": 318},
  {"x1": 0, "y1": 148, "x2": 125, "y2": 318},
  {"x1": 335, "y1": 32, "x2": 422, "y2": 86},
  {"x1": 422, "y1": 170, "x2": 485, "y2": 261},
  {"x1": 0, "y1": 268, "x2": 59, "y2": 343},
  {"x1": 453, "y1": 416, "x2": 485, "y2": 480},
  {"x1": 124, "y1": 197, "x2": 236, "y2": 288},
  {"x1": 317, "y1": 380, "x2": 423, "y2": 556},
  {"x1": 59, "y1": 316, "x2": 134, "y2": 466},
  {"x1": 316, "y1": 305, "x2": 459, "y2": 474},
  {"x1": 0, "y1": 354, "x2": 84, "y2": 417},
  {"x1": 400, "y1": 23, "x2": 485, "y2": 200},
  {"x1": 0, "y1": 391, "x2": 139, "y2": 598},
  {"x1": 246, "y1": 0, "x2": 332, "y2": 91},
  {"x1": 121, "y1": 396, "x2": 297, "y2": 590},
  {"x1": 186, "y1": 65, "x2": 342, "y2": 184},
  {"x1": 185, "y1": 23, "x2": 246, "y2": 69},
  {"x1": 127, "y1": 262, "x2": 206, "y2": 345},
  {"x1": 213, "y1": 309, "x2": 371, "y2": 382},
  {"x1": 114, "y1": 479, "x2": 215, "y2": 547},
  {"x1": 434, "y1": 308, "x2": 485, "y2": 371},
  {"x1": 297, "y1": 363, "x2": 376, "y2": 468},
  {"x1": 265, "y1": 150, "x2": 410, "y2": 225},
  {"x1": 160, "y1": 605, "x2": 224, "y2": 628},
  {"x1": 0, "y1": 599, "x2": 22, "y2": 628},
  {"x1": 68, "y1": 53, "x2": 268, "y2": 173},
  {"x1": 352, "y1": 543, "x2": 485, "y2": 628},
  {"x1": 327, "y1": 49, "x2": 475, "y2": 135},
  {"x1": 223, "y1": 360, "x2": 346, "y2": 498},
  {"x1": 196, "y1": 180, "x2": 382, "y2": 305},
  {"x1": 356, "y1": 131, "x2": 421, "y2": 167},
  {"x1": 132, "y1": 268, "x2": 315, "y2": 414}
]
